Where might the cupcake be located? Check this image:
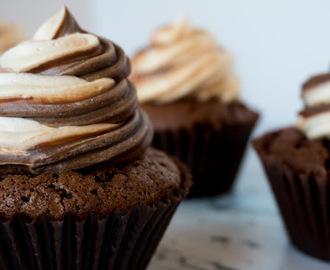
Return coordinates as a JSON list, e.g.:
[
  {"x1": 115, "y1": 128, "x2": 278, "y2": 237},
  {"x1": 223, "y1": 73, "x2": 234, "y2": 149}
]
[
  {"x1": 131, "y1": 17, "x2": 259, "y2": 197},
  {"x1": 0, "y1": 6, "x2": 192, "y2": 270},
  {"x1": 254, "y1": 73, "x2": 330, "y2": 261},
  {"x1": 0, "y1": 17, "x2": 24, "y2": 54}
]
